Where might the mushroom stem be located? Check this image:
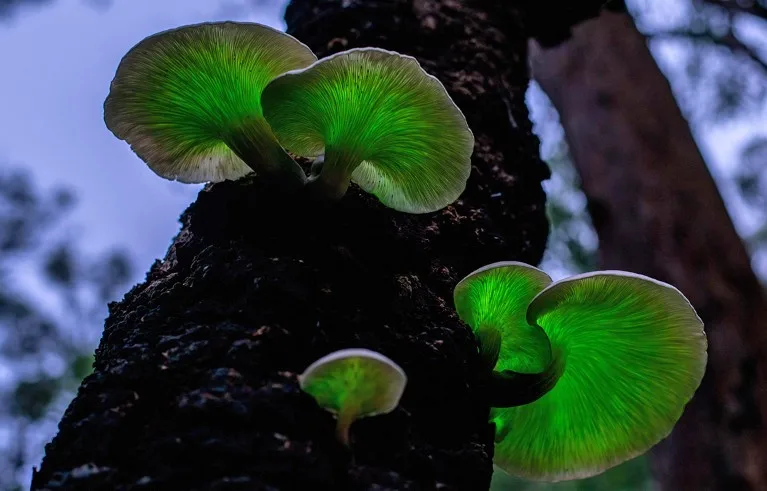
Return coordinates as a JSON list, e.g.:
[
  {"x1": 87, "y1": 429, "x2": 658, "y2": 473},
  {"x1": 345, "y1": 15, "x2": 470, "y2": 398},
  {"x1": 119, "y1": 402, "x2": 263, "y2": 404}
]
[
  {"x1": 224, "y1": 116, "x2": 307, "y2": 190},
  {"x1": 310, "y1": 155, "x2": 325, "y2": 176},
  {"x1": 305, "y1": 146, "x2": 361, "y2": 201},
  {"x1": 476, "y1": 324, "x2": 502, "y2": 371},
  {"x1": 335, "y1": 403, "x2": 358, "y2": 447},
  {"x1": 487, "y1": 352, "x2": 564, "y2": 408}
]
